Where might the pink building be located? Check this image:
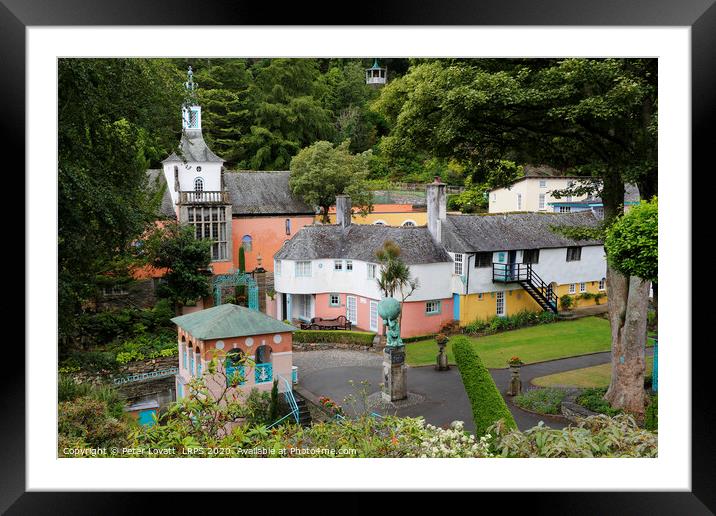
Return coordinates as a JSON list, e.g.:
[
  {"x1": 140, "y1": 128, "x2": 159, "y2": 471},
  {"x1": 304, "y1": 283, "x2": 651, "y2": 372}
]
[
  {"x1": 271, "y1": 196, "x2": 454, "y2": 338},
  {"x1": 172, "y1": 304, "x2": 297, "y2": 401}
]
